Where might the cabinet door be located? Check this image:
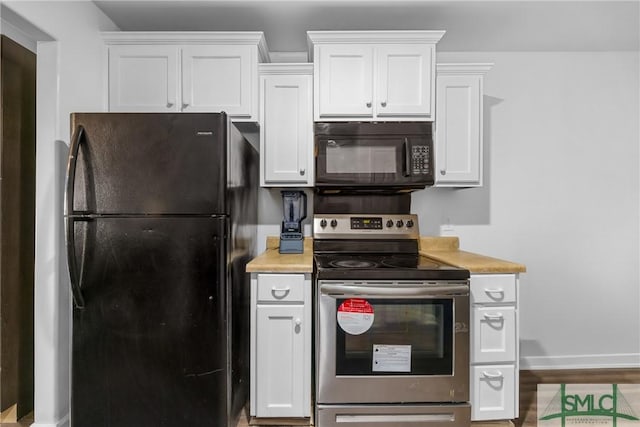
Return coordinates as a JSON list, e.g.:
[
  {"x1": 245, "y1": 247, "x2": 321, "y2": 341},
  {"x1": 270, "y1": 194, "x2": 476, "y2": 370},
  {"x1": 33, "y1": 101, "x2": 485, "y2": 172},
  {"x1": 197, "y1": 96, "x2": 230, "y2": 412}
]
[
  {"x1": 260, "y1": 74, "x2": 313, "y2": 186},
  {"x1": 435, "y1": 73, "x2": 482, "y2": 186},
  {"x1": 108, "y1": 45, "x2": 179, "y2": 112},
  {"x1": 471, "y1": 365, "x2": 516, "y2": 420},
  {"x1": 256, "y1": 304, "x2": 306, "y2": 417},
  {"x1": 472, "y1": 306, "x2": 516, "y2": 364},
  {"x1": 376, "y1": 44, "x2": 434, "y2": 118},
  {"x1": 316, "y1": 44, "x2": 373, "y2": 119},
  {"x1": 181, "y1": 45, "x2": 254, "y2": 117}
]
